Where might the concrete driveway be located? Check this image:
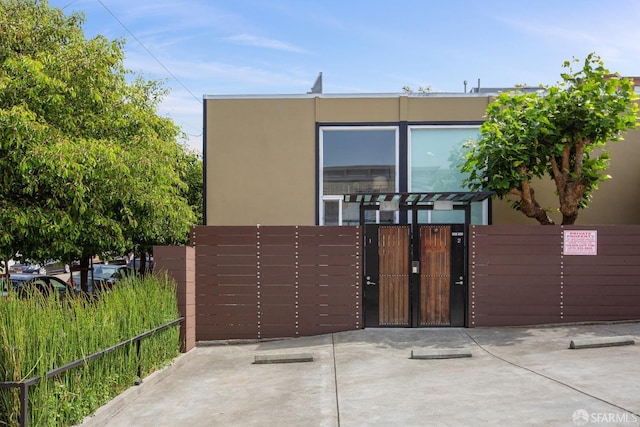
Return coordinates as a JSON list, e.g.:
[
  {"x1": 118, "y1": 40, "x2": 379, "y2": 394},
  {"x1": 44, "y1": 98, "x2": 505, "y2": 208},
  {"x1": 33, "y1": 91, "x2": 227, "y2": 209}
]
[{"x1": 79, "y1": 322, "x2": 640, "y2": 427}]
